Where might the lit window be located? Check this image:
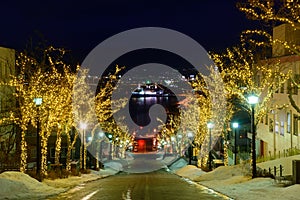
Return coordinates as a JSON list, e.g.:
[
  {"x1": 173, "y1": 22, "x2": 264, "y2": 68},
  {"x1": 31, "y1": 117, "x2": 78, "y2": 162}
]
[
  {"x1": 269, "y1": 118, "x2": 274, "y2": 132},
  {"x1": 287, "y1": 112, "x2": 291, "y2": 133},
  {"x1": 275, "y1": 121, "x2": 279, "y2": 134},
  {"x1": 280, "y1": 121, "x2": 284, "y2": 136},
  {"x1": 293, "y1": 114, "x2": 298, "y2": 136}
]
